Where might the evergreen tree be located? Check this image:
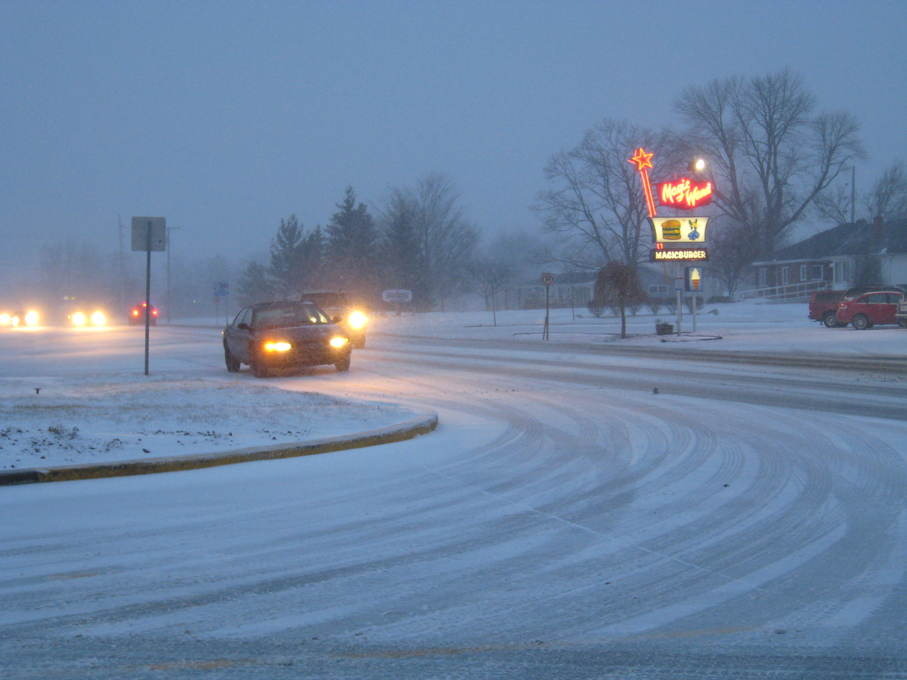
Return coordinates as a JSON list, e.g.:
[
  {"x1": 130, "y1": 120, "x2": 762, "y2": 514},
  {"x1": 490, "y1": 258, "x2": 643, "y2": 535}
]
[
  {"x1": 325, "y1": 187, "x2": 379, "y2": 300},
  {"x1": 380, "y1": 188, "x2": 423, "y2": 295},
  {"x1": 269, "y1": 214, "x2": 305, "y2": 296},
  {"x1": 237, "y1": 261, "x2": 274, "y2": 306}
]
